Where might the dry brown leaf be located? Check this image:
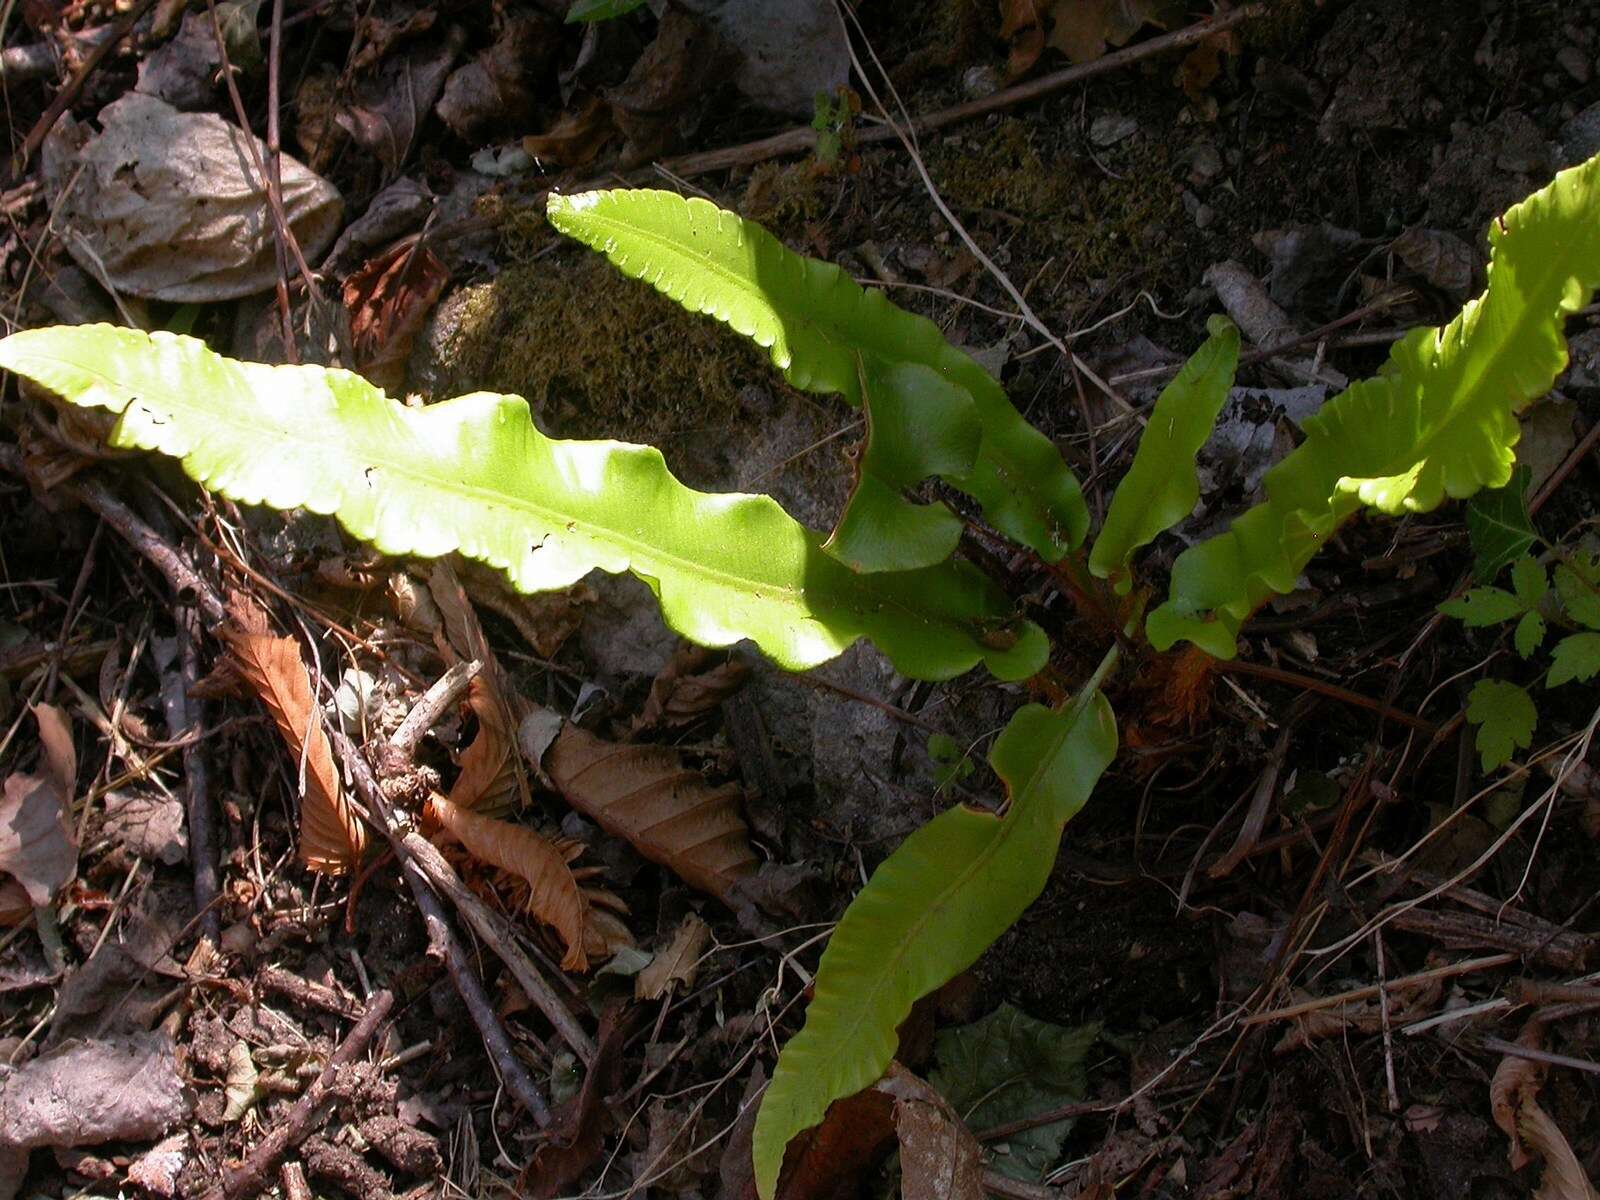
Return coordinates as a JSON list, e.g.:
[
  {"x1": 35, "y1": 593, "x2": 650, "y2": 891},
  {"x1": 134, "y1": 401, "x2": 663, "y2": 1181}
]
[
  {"x1": 427, "y1": 564, "x2": 531, "y2": 815},
  {"x1": 1490, "y1": 1020, "x2": 1548, "y2": 1170},
  {"x1": 881, "y1": 1065, "x2": 985, "y2": 1200},
  {"x1": 1046, "y1": 0, "x2": 1183, "y2": 64},
  {"x1": 523, "y1": 95, "x2": 616, "y2": 169},
  {"x1": 775, "y1": 1081, "x2": 897, "y2": 1200},
  {"x1": 0, "y1": 703, "x2": 78, "y2": 909},
  {"x1": 1175, "y1": 28, "x2": 1240, "y2": 104},
  {"x1": 436, "y1": 11, "x2": 554, "y2": 140},
  {"x1": 544, "y1": 722, "x2": 757, "y2": 908},
  {"x1": 221, "y1": 618, "x2": 365, "y2": 874},
  {"x1": 42, "y1": 94, "x2": 342, "y2": 302},
  {"x1": 1520, "y1": 1098, "x2": 1600, "y2": 1200},
  {"x1": 426, "y1": 793, "x2": 591, "y2": 972},
  {"x1": 607, "y1": 8, "x2": 736, "y2": 166},
  {"x1": 999, "y1": 0, "x2": 1047, "y2": 77},
  {"x1": 343, "y1": 238, "x2": 451, "y2": 393},
  {"x1": 634, "y1": 646, "x2": 750, "y2": 734},
  {"x1": 522, "y1": 1004, "x2": 631, "y2": 1197},
  {"x1": 636, "y1": 913, "x2": 711, "y2": 1001}
]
